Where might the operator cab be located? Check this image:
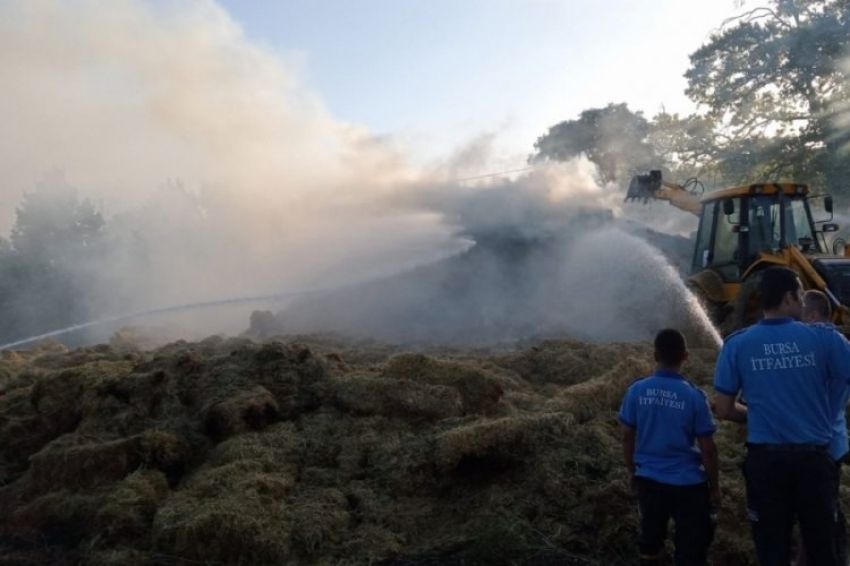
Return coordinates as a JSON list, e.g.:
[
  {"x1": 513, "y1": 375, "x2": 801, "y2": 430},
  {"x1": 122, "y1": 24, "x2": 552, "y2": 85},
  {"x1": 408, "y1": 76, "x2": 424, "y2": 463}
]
[{"x1": 691, "y1": 184, "x2": 836, "y2": 281}]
